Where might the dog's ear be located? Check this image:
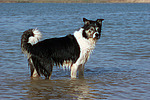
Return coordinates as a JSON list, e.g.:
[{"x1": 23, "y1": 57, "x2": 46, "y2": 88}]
[
  {"x1": 83, "y1": 18, "x2": 90, "y2": 25},
  {"x1": 96, "y1": 19, "x2": 104, "y2": 25}
]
